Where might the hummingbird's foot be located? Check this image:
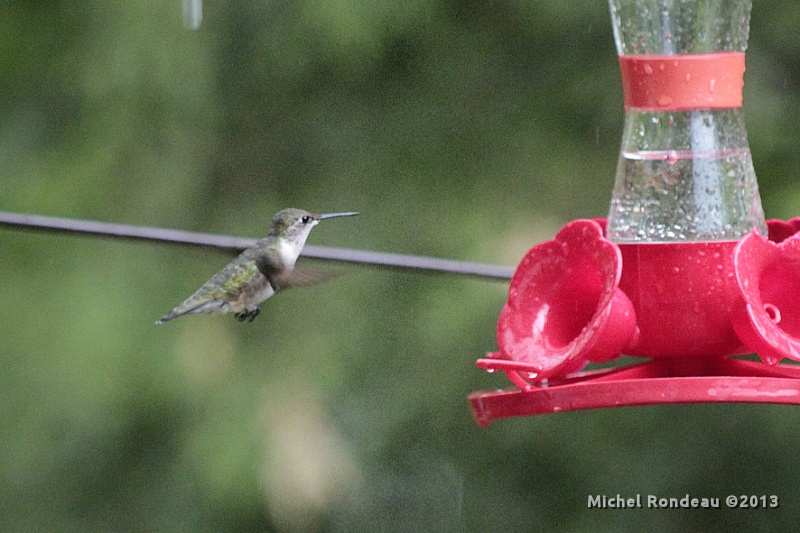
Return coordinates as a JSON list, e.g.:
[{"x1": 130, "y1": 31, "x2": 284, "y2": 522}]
[{"x1": 235, "y1": 308, "x2": 260, "y2": 322}]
